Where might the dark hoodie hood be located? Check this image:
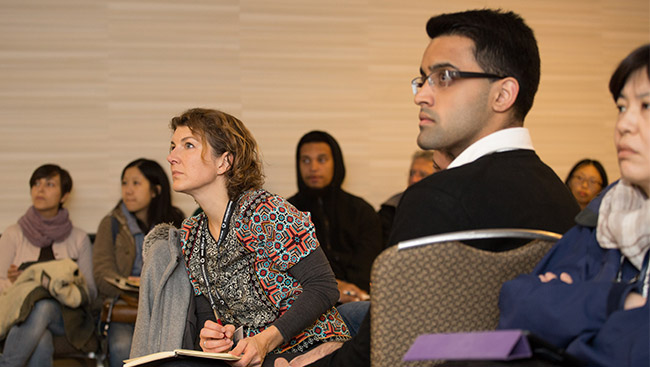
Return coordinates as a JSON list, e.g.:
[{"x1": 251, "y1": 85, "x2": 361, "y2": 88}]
[
  {"x1": 288, "y1": 131, "x2": 382, "y2": 292},
  {"x1": 295, "y1": 130, "x2": 346, "y2": 195}
]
